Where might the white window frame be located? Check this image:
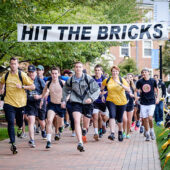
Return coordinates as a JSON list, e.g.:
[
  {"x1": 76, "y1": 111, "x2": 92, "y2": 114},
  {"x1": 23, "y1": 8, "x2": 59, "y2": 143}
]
[
  {"x1": 142, "y1": 40, "x2": 153, "y2": 58},
  {"x1": 119, "y1": 42, "x2": 130, "y2": 58}
]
